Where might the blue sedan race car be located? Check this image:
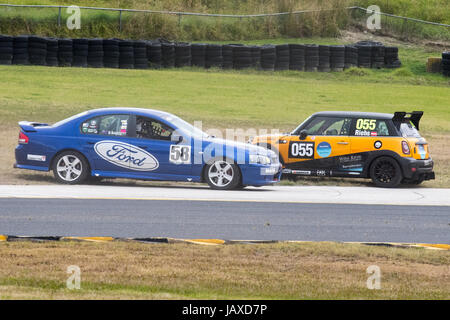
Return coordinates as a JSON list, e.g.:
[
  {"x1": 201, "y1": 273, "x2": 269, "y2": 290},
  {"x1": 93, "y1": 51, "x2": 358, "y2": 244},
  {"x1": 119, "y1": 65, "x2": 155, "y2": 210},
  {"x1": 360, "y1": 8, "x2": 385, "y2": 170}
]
[{"x1": 15, "y1": 108, "x2": 281, "y2": 190}]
